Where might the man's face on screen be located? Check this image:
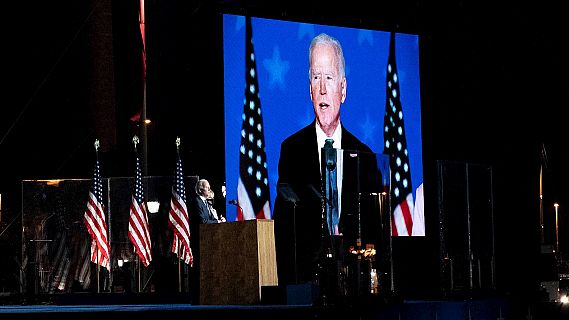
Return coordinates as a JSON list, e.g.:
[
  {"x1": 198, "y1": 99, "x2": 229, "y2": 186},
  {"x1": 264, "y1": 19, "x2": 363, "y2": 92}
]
[{"x1": 310, "y1": 43, "x2": 346, "y2": 134}]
